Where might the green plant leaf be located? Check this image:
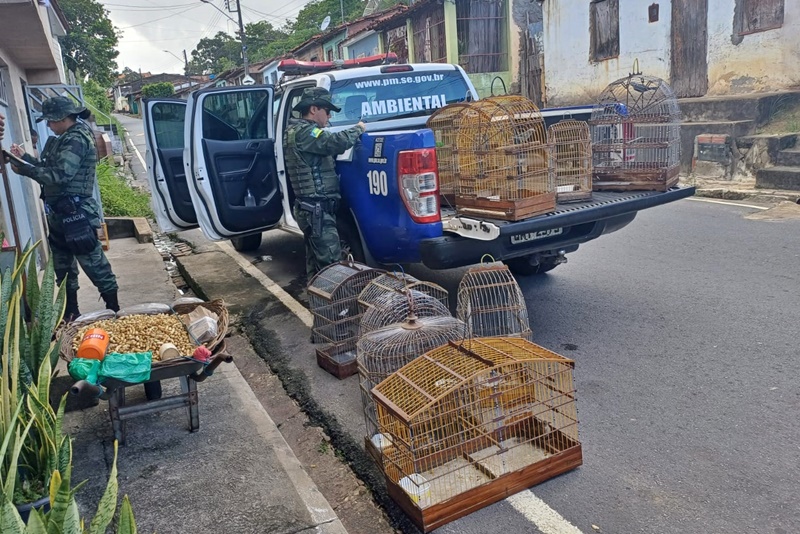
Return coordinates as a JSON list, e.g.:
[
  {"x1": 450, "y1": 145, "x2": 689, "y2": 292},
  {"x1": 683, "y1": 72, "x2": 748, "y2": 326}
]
[
  {"x1": 23, "y1": 507, "x2": 47, "y2": 534},
  {"x1": 88, "y1": 441, "x2": 118, "y2": 534},
  {"x1": 45, "y1": 463, "x2": 71, "y2": 534},
  {"x1": 62, "y1": 498, "x2": 81, "y2": 534},
  {"x1": 0, "y1": 498, "x2": 25, "y2": 534},
  {"x1": 117, "y1": 496, "x2": 138, "y2": 534},
  {"x1": 25, "y1": 255, "x2": 40, "y2": 325}
]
